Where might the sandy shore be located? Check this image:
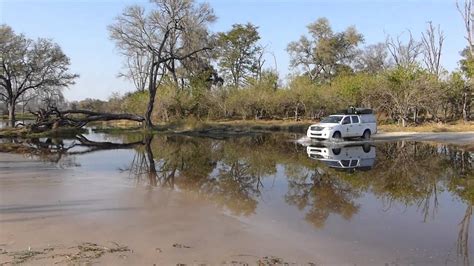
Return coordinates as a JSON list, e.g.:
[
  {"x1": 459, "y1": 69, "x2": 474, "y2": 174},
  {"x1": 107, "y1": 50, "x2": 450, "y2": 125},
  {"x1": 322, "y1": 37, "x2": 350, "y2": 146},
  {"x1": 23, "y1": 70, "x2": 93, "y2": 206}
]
[{"x1": 374, "y1": 131, "x2": 474, "y2": 146}]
